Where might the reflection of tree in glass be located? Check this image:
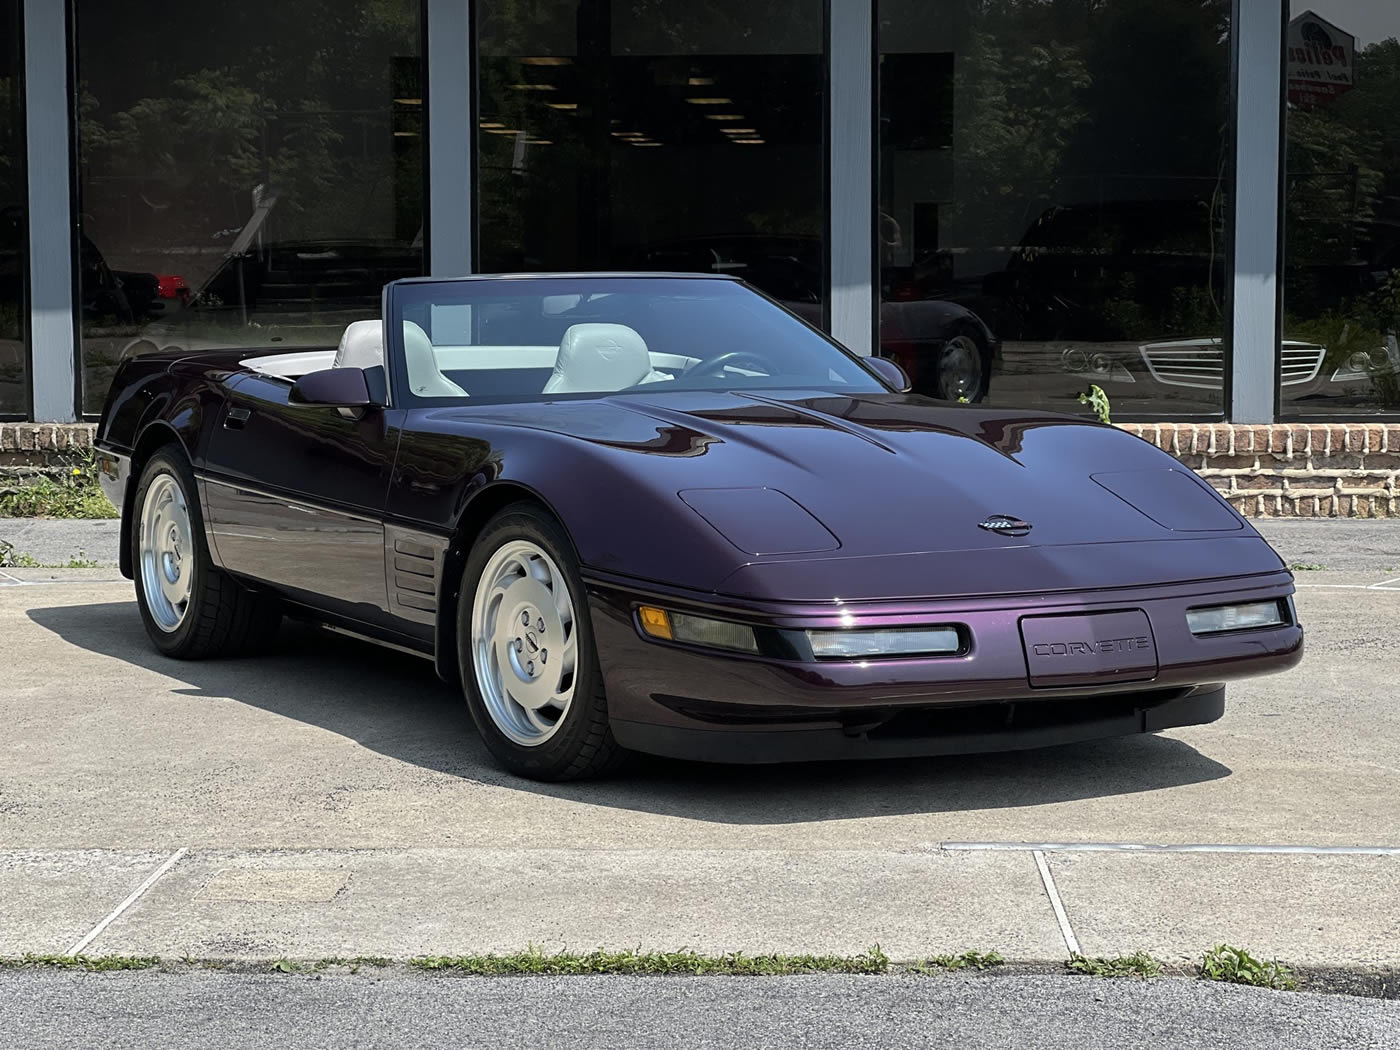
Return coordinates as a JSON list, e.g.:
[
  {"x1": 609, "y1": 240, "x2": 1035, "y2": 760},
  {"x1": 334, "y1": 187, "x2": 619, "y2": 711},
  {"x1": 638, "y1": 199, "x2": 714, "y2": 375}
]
[
  {"x1": 1285, "y1": 36, "x2": 1400, "y2": 388},
  {"x1": 76, "y1": 0, "x2": 421, "y2": 252}
]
